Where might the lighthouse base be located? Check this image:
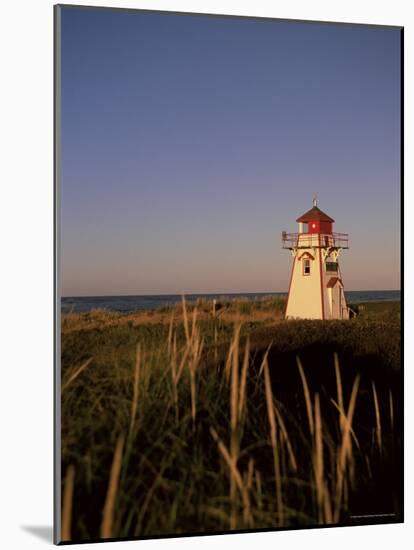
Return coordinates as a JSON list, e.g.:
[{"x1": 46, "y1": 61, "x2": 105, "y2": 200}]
[{"x1": 285, "y1": 247, "x2": 349, "y2": 321}]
